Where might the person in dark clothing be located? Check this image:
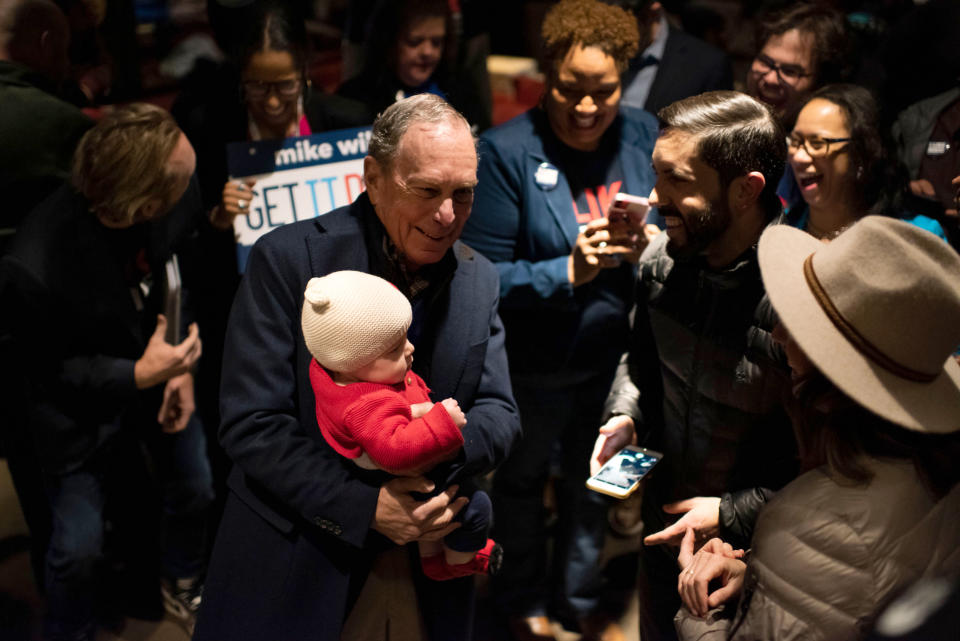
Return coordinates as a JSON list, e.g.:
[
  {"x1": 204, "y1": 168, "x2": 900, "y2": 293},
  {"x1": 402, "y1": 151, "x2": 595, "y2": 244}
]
[
  {"x1": 611, "y1": 0, "x2": 733, "y2": 116},
  {"x1": 337, "y1": 0, "x2": 490, "y2": 132},
  {"x1": 193, "y1": 93, "x2": 519, "y2": 641},
  {"x1": 594, "y1": 91, "x2": 797, "y2": 641},
  {"x1": 172, "y1": 0, "x2": 368, "y2": 512},
  {"x1": 0, "y1": 0, "x2": 92, "y2": 234},
  {"x1": 0, "y1": 0, "x2": 94, "y2": 589},
  {"x1": 0, "y1": 103, "x2": 214, "y2": 641}
]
